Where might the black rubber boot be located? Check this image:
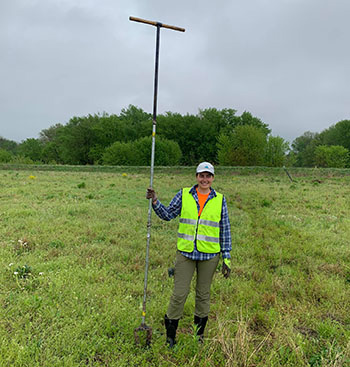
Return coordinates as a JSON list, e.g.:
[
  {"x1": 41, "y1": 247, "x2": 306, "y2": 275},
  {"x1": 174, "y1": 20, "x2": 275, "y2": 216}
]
[
  {"x1": 164, "y1": 314, "x2": 179, "y2": 348},
  {"x1": 194, "y1": 315, "x2": 208, "y2": 342}
]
